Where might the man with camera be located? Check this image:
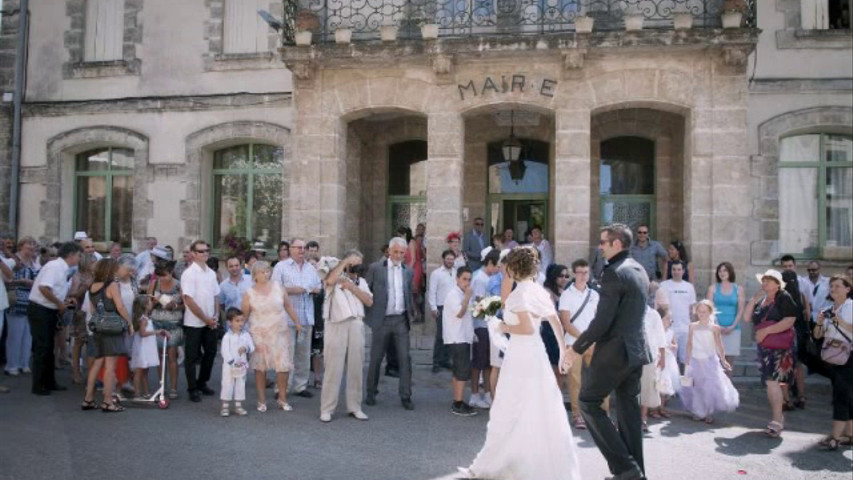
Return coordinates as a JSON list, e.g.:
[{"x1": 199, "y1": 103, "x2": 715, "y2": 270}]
[{"x1": 319, "y1": 251, "x2": 374, "y2": 422}]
